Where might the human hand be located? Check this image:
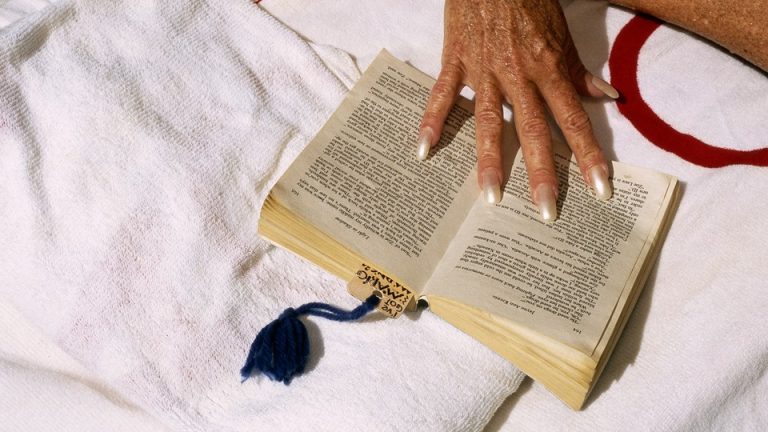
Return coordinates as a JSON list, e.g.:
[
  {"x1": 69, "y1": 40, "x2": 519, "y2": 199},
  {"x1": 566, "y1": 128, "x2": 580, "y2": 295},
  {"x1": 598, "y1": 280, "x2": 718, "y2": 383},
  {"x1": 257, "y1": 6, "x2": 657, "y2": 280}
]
[{"x1": 417, "y1": 0, "x2": 618, "y2": 222}]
